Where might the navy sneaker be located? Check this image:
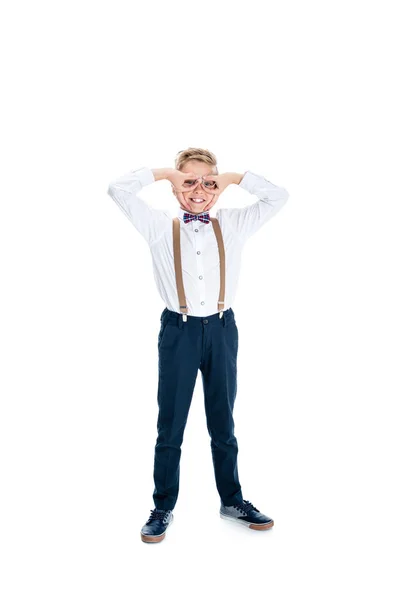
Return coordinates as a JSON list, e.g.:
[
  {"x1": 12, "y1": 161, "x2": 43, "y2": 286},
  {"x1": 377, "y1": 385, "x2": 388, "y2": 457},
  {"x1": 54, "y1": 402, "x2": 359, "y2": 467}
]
[
  {"x1": 140, "y1": 508, "x2": 174, "y2": 543},
  {"x1": 220, "y1": 499, "x2": 274, "y2": 530}
]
